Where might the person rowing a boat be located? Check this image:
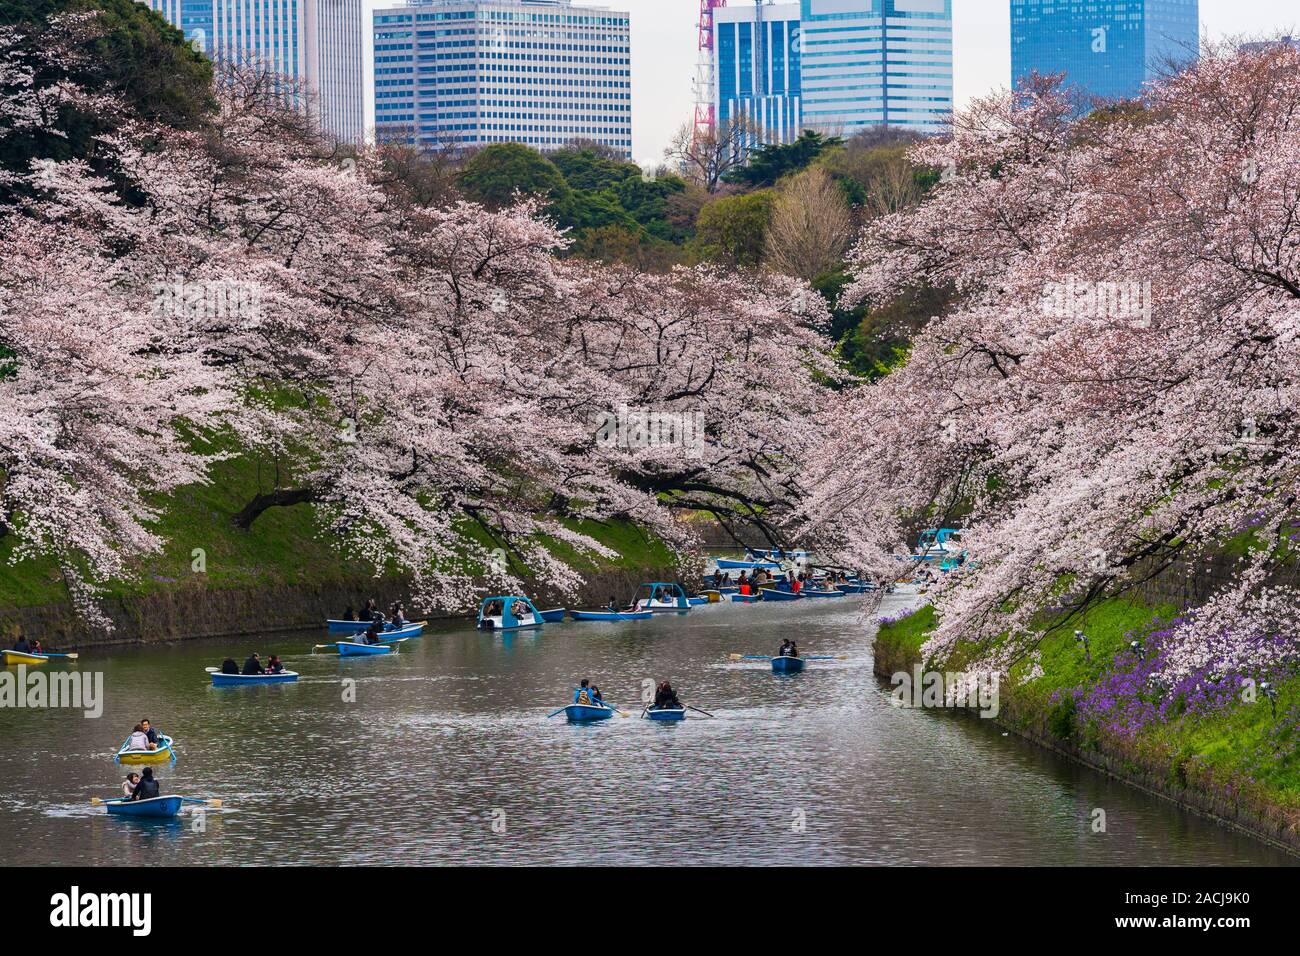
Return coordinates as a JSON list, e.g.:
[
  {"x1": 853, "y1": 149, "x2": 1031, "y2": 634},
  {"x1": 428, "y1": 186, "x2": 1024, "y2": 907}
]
[
  {"x1": 573, "y1": 679, "x2": 598, "y2": 705},
  {"x1": 129, "y1": 767, "x2": 160, "y2": 801},
  {"x1": 653, "y1": 681, "x2": 681, "y2": 710},
  {"x1": 241, "y1": 653, "x2": 265, "y2": 676},
  {"x1": 390, "y1": 603, "x2": 408, "y2": 627},
  {"x1": 779, "y1": 638, "x2": 799, "y2": 658},
  {"x1": 362, "y1": 622, "x2": 383, "y2": 645},
  {"x1": 140, "y1": 719, "x2": 161, "y2": 748},
  {"x1": 12, "y1": 635, "x2": 30, "y2": 654}
]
